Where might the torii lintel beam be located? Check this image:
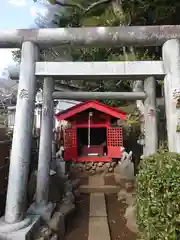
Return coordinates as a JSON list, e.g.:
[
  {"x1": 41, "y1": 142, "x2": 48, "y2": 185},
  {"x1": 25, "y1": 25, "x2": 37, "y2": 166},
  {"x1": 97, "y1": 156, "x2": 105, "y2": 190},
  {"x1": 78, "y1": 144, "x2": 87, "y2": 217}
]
[
  {"x1": 8, "y1": 61, "x2": 165, "y2": 80},
  {"x1": 1, "y1": 26, "x2": 180, "y2": 48},
  {"x1": 52, "y1": 91, "x2": 147, "y2": 100}
]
